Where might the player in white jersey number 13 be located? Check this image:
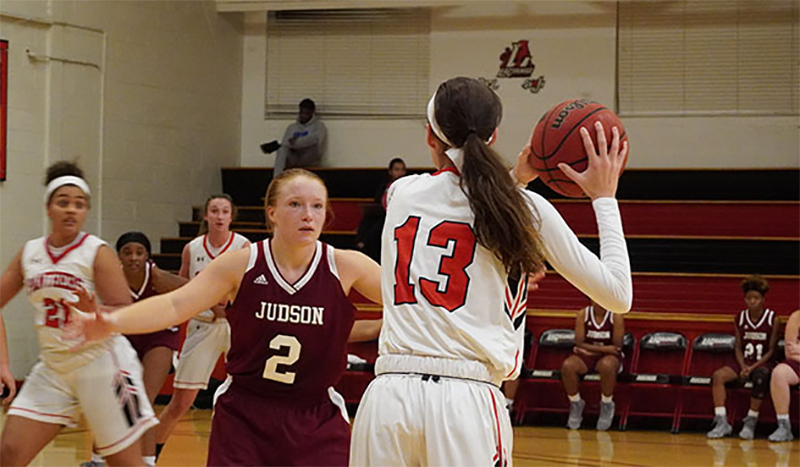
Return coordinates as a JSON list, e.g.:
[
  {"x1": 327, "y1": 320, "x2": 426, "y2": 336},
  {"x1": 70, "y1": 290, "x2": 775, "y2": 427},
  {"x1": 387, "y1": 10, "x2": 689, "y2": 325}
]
[
  {"x1": 0, "y1": 161, "x2": 156, "y2": 466},
  {"x1": 350, "y1": 77, "x2": 632, "y2": 466}
]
